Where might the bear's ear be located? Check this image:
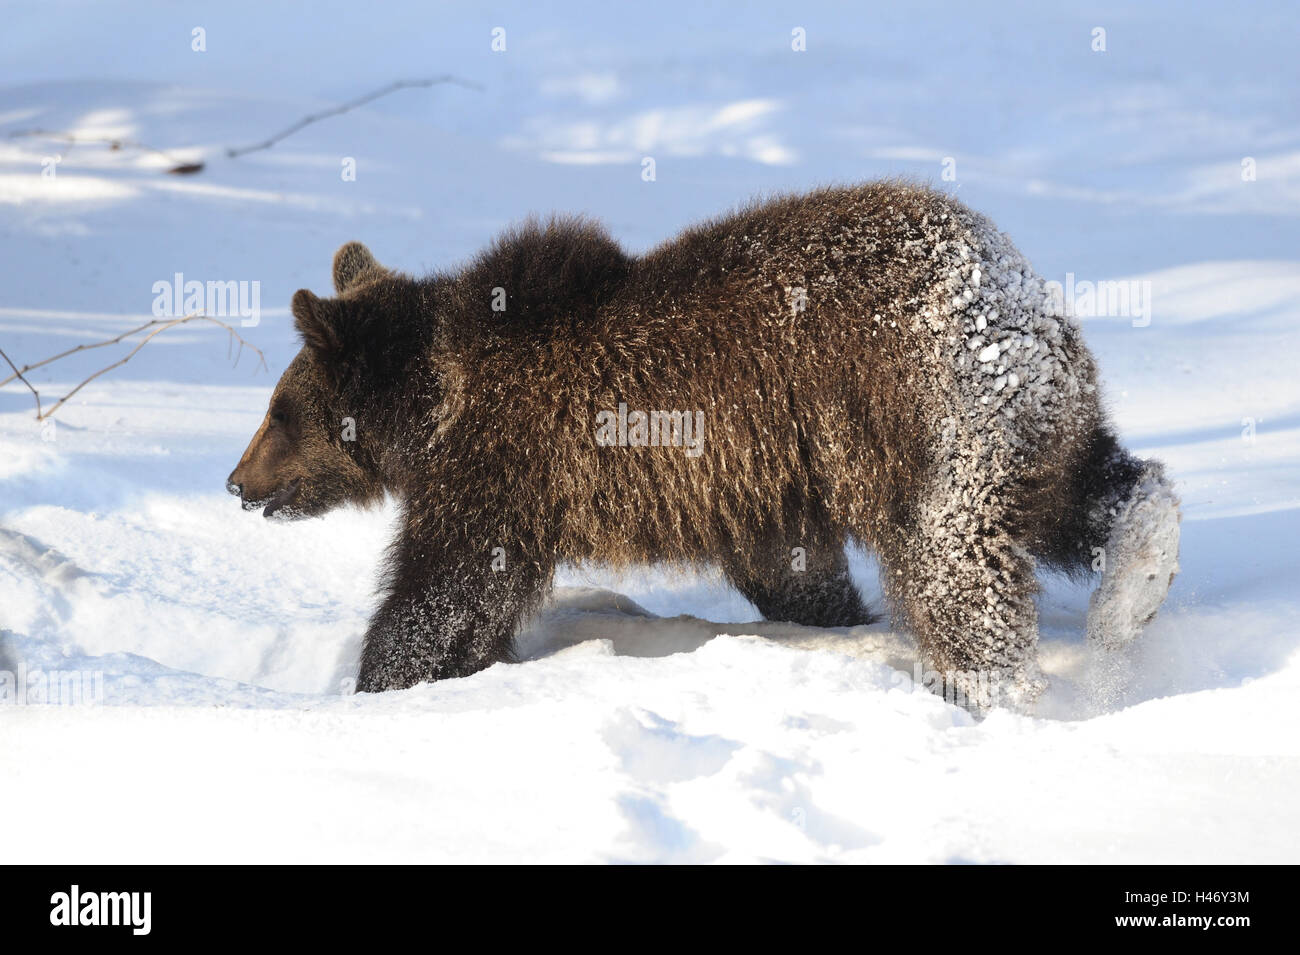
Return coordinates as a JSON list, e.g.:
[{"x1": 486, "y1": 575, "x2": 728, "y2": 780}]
[
  {"x1": 292, "y1": 289, "x2": 342, "y2": 358},
  {"x1": 333, "y1": 241, "x2": 381, "y2": 294}
]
